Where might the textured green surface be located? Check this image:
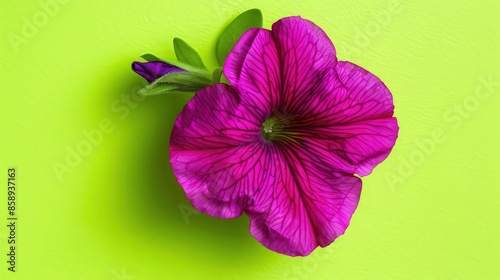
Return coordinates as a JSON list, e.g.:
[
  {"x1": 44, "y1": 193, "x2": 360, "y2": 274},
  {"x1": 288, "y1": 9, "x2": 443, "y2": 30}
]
[{"x1": 1, "y1": 0, "x2": 499, "y2": 279}]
